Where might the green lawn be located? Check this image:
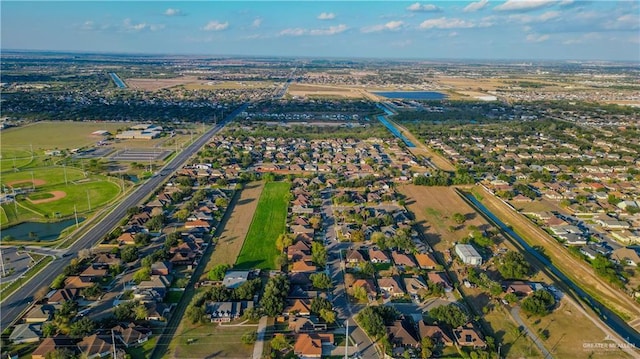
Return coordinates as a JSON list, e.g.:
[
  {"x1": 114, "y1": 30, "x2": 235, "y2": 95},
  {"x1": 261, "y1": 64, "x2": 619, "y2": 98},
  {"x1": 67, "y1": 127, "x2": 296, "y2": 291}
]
[
  {"x1": 172, "y1": 322, "x2": 256, "y2": 358},
  {"x1": 0, "y1": 121, "x2": 125, "y2": 151},
  {"x1": 0, "y1": 149, "x2": 33, "y2": 172},
  {"x1": 235, "y1": 181, "x2": 290, "y2": 269},
  {"x1": 127, "y1": 335, "x2": 158, "y2": 359}
]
